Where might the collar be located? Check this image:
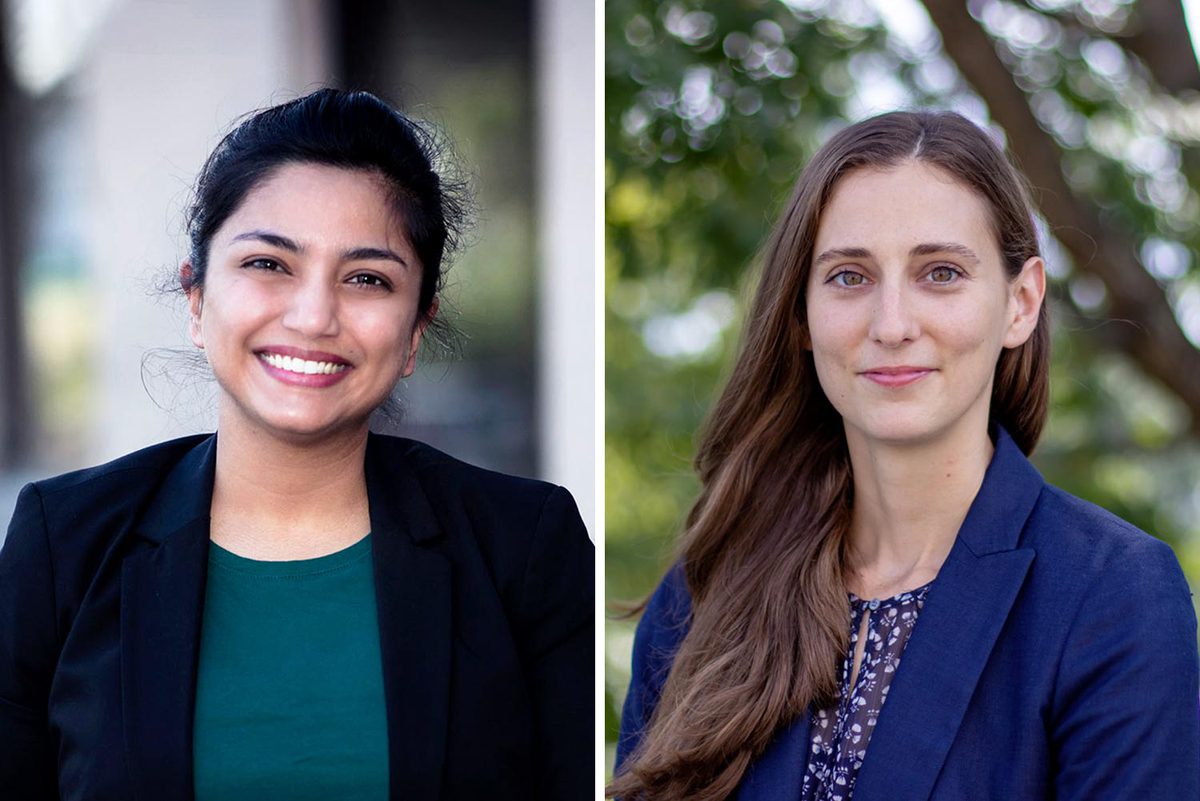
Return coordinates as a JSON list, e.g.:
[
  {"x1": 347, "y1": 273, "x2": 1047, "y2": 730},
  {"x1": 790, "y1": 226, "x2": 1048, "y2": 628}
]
[{"x1": 954, "y1": 424, "x2": 1045, "y2": 557}]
